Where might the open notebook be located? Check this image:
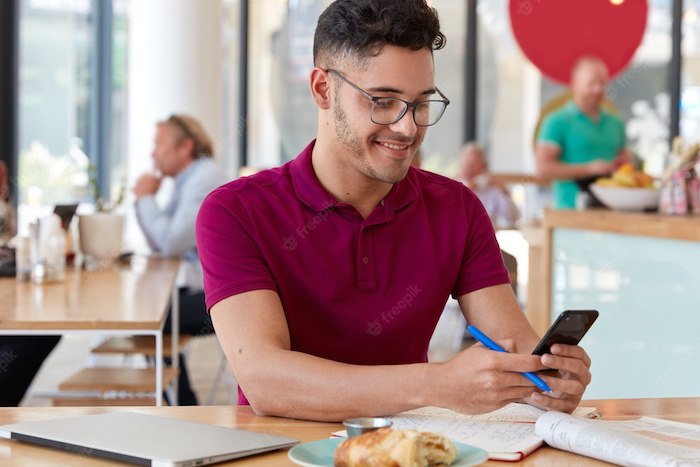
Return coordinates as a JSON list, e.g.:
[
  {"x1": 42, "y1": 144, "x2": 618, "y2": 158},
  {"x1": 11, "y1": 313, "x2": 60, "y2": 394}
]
[{"x1": 333, "y1": 403, "x2": 598, "y2": 461}]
